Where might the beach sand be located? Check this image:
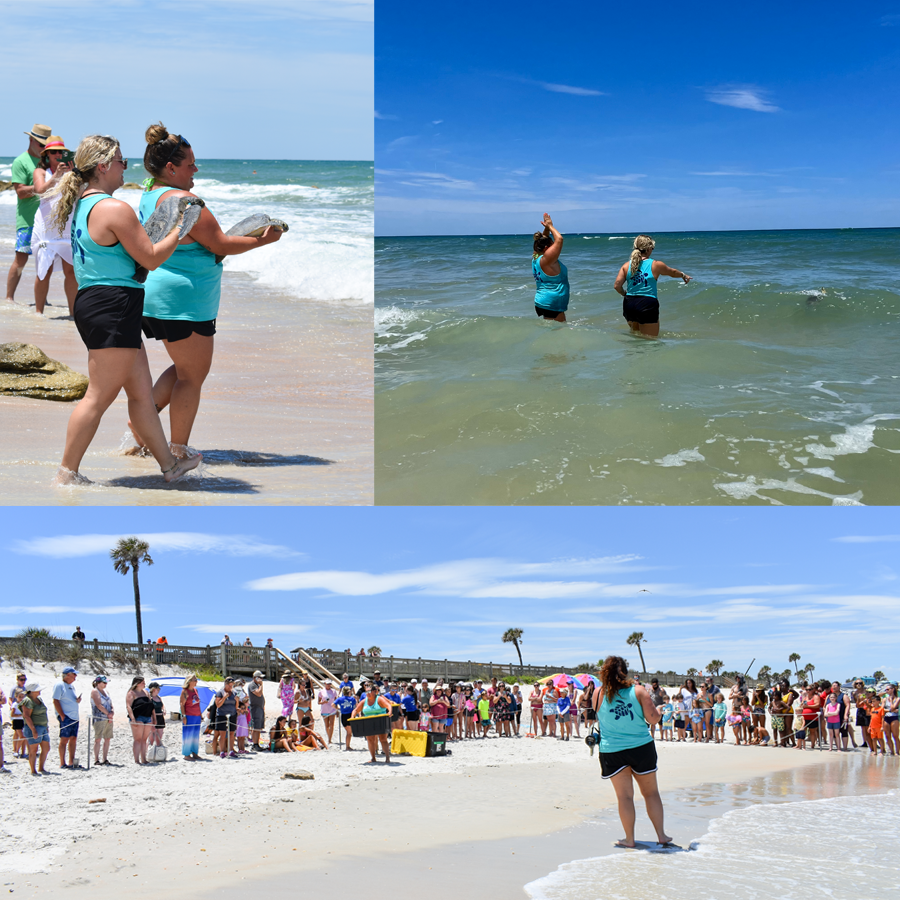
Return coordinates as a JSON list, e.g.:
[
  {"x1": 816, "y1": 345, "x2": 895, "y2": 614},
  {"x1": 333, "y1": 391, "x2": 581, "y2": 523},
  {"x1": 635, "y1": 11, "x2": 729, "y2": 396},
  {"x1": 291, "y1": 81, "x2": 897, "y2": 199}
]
[
  {"x1": 2, "y1": 662, "x2": 887, "y2": 898},
  {"x1": 0, "y1": 254, "x2": 372, "y2": 505}
]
